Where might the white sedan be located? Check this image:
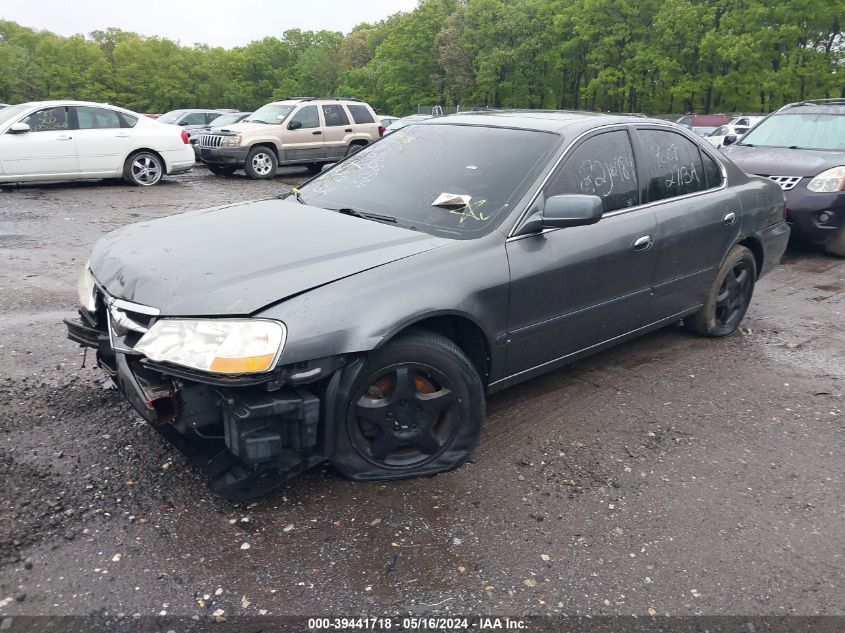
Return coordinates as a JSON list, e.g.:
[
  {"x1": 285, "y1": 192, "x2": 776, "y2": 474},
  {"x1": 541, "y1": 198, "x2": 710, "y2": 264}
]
[{"x1": 0, "y1": 101, "x2": 195, "y2": 186}]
